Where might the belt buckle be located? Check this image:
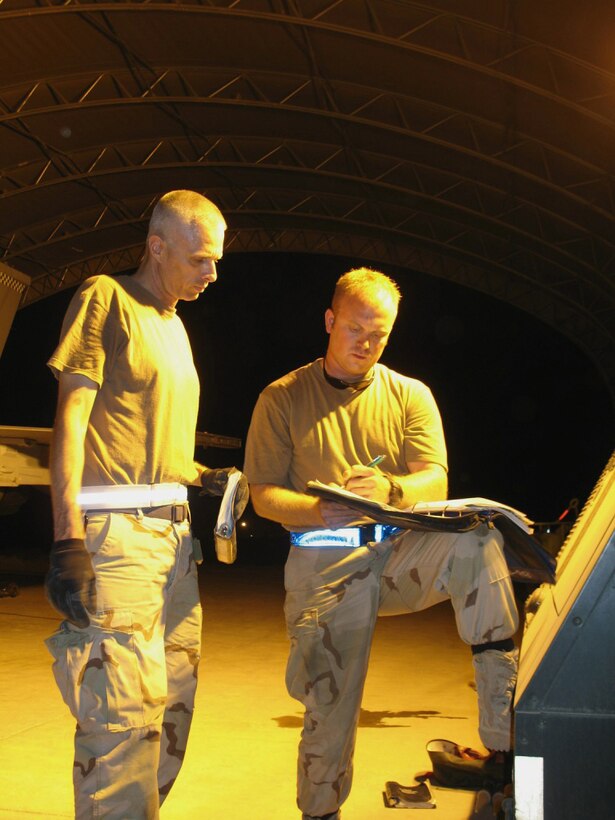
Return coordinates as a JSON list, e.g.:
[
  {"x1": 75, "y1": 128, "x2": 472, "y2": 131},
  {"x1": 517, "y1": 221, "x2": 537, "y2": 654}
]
[
  {"x1": 359, "y1": 524, "x2": 373, "y2": 545},
  {"x1": 358, "y1": 524, "x2": 401, "y2": 544}
]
